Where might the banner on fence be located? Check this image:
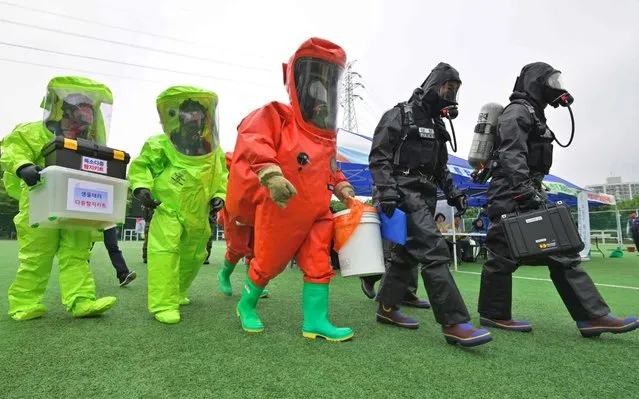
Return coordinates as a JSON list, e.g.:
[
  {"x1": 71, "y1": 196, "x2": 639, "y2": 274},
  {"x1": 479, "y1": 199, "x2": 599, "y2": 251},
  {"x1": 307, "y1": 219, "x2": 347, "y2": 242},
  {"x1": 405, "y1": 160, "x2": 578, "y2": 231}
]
[
  {"x1": 577, "y1": 191, "x2": 591, "y2": 258},
  {"x1": 587, "y1": 192, "x2": 616, "y2": 205}
]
